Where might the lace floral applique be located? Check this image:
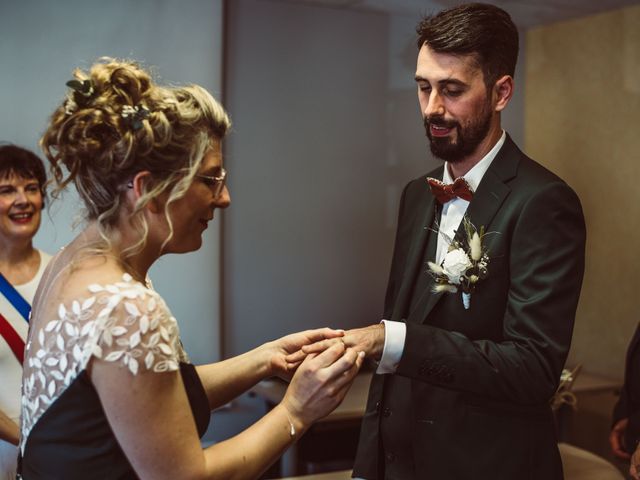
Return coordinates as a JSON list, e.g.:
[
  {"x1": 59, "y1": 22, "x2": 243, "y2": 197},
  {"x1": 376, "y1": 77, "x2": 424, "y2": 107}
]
[{"x1": 20, "y1": 274, "x2": 187, "y2": 452}]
